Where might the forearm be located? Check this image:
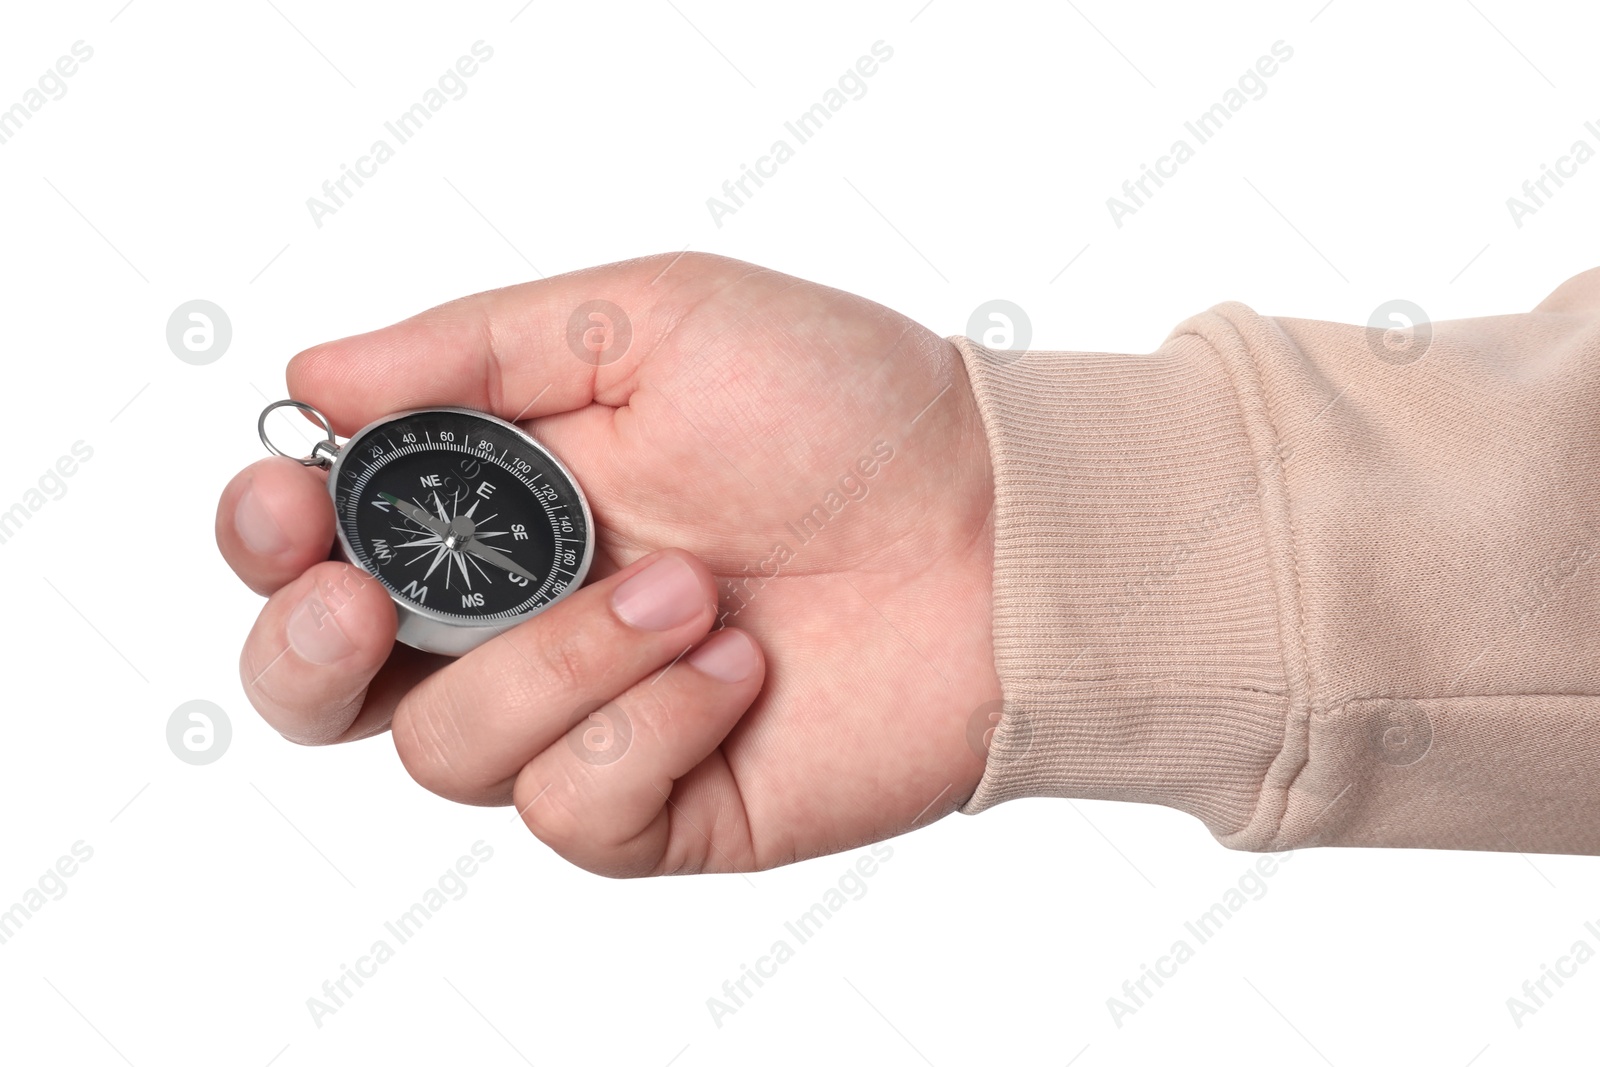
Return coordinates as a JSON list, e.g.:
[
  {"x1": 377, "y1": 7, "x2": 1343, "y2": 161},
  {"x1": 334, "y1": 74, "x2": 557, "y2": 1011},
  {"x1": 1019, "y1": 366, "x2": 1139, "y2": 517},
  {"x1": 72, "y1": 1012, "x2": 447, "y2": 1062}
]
[{"x1": 959, "y1": 269, "x2": 1600, "y2": 855}]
